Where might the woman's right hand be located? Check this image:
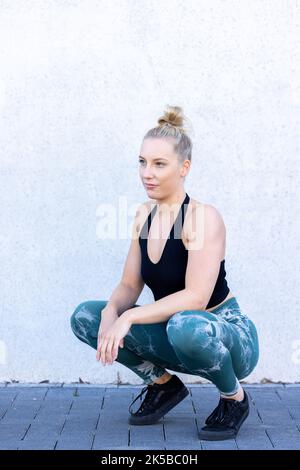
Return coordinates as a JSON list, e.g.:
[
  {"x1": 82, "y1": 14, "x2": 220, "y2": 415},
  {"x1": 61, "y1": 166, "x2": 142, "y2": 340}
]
[{"x1": 96, "y1": 308, "x2": 123, "y2": 362}]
